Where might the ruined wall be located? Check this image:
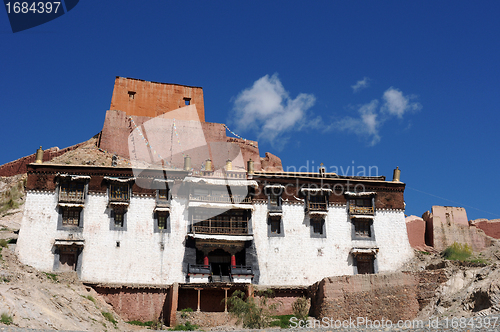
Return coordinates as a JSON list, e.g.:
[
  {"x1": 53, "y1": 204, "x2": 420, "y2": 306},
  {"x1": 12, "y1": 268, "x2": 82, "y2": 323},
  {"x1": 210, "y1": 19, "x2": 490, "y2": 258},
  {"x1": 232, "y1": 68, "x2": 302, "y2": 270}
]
[
  {"x1": 310, "y1": 272, "x2": 420, "y2": 321},
  {"x1": 423, "y1": 206, "x2": 492, "y2": 252},
  {"x1": 405, "y1": 215, "x2": 427, "y2": 250},
  {"x1": 471, "y1": 219, "x2": 500, "y2": 239},
  {"x1": 94, "y1": 286, "x2": 169, "y2": 322},
  {"x1": 261, "y1": 152, "x2": 283, "y2": 172},
  {"x1": 0, "y1": 142, "x2": 86, "y2": 177},
  {"x1": 110, "y1": 76, "x2": 205, "y2": 121}
]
